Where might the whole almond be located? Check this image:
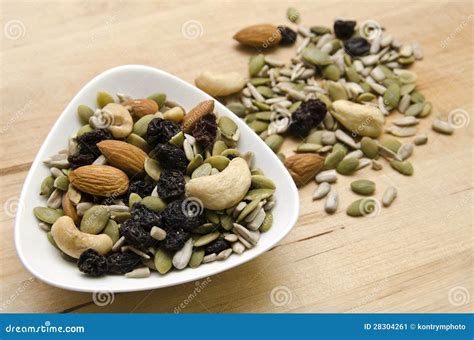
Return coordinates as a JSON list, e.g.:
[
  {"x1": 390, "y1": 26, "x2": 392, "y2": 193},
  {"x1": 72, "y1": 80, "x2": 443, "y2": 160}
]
[
  {"x1": 62, "y1": 192, "x2": 79, "y2": 225},
  {"x1": 122, "y1": 99, "x2": 158, "y2": 118},
  {"x1": 97, "y1": 140, "x2": 147, "y2": 175},
  {"x1": 284, "y1": 153, "x2": 325, "y2": 187},
  {"x1": 233, "y1": 24, "x2": 282, "y2": 48},
  {"x1": 69, "y1": 165, "x2": 129, "y2": 197},
  {"x1": 182, "y1": 100, "x2": 214, "y2": 133}
]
